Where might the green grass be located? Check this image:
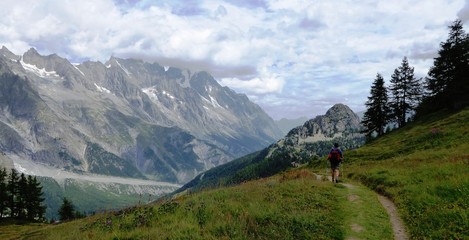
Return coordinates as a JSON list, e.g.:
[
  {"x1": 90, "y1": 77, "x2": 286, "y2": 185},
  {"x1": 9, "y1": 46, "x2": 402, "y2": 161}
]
[
  {"x1": 336, "y1": 182, "x2": 393, "y2": 239},
  {"x1": 1, "y1": 168, "x2": 394, "y2": 239},
  {"x1": 0, "y1": 219, "x2": 50, "y2": 240},
  {"x1": 341, "y1": 108, "x2": 469, "y2": 239}
]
